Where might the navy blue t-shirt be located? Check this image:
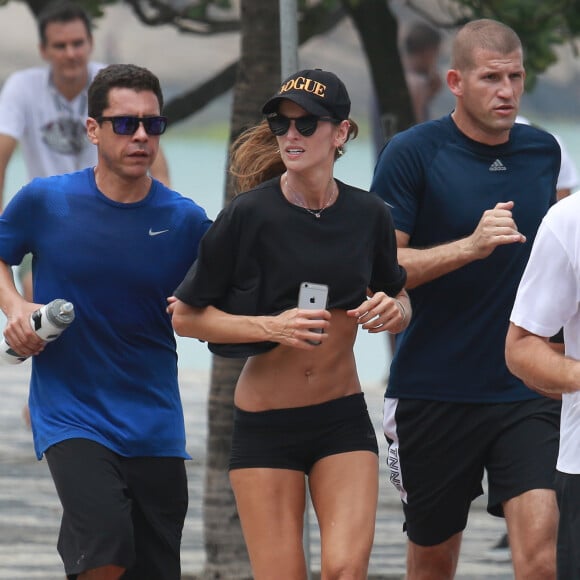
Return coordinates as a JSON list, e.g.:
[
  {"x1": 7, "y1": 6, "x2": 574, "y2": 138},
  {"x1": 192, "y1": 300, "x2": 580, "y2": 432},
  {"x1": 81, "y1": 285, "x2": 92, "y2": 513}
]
[{"x1": 371, "y1": 114, "x2": 560, "y2": 403}]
